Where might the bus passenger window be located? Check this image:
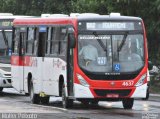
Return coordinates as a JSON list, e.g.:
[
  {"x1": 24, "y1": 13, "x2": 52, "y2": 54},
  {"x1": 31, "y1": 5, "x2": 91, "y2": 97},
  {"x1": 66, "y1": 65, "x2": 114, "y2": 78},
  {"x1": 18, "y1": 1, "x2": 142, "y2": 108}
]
[
  {"x1": 50, "y1": 27, "x2": 59, "y2": 55},
  {"x1": 26, "y1": 27, "x2": 35, "y2": 54},
  {"x1": 46, "y1": 27, "x2": 52, "y2": 55},
  {"x1": 51, "y1": 42, "x2": 58, "y2": 55},
  {"x1": 33, "y1": 28, "x2": 38, "y2": 55},
  {"x1": 13, "y1": 29, "x2": 20, "y2": 54},
  {"x1": 60, "y1": 41, "x2": 67, "y2": 55},
  {"x1": 50, "y1": 27, "x2": 67, "y2": 56},
  {"x1": 59, "y1": 28, "x2": 67, "y2": 56},
  {"x1": 38, "y1": 32, "x2": 46, "y2": 57}
]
